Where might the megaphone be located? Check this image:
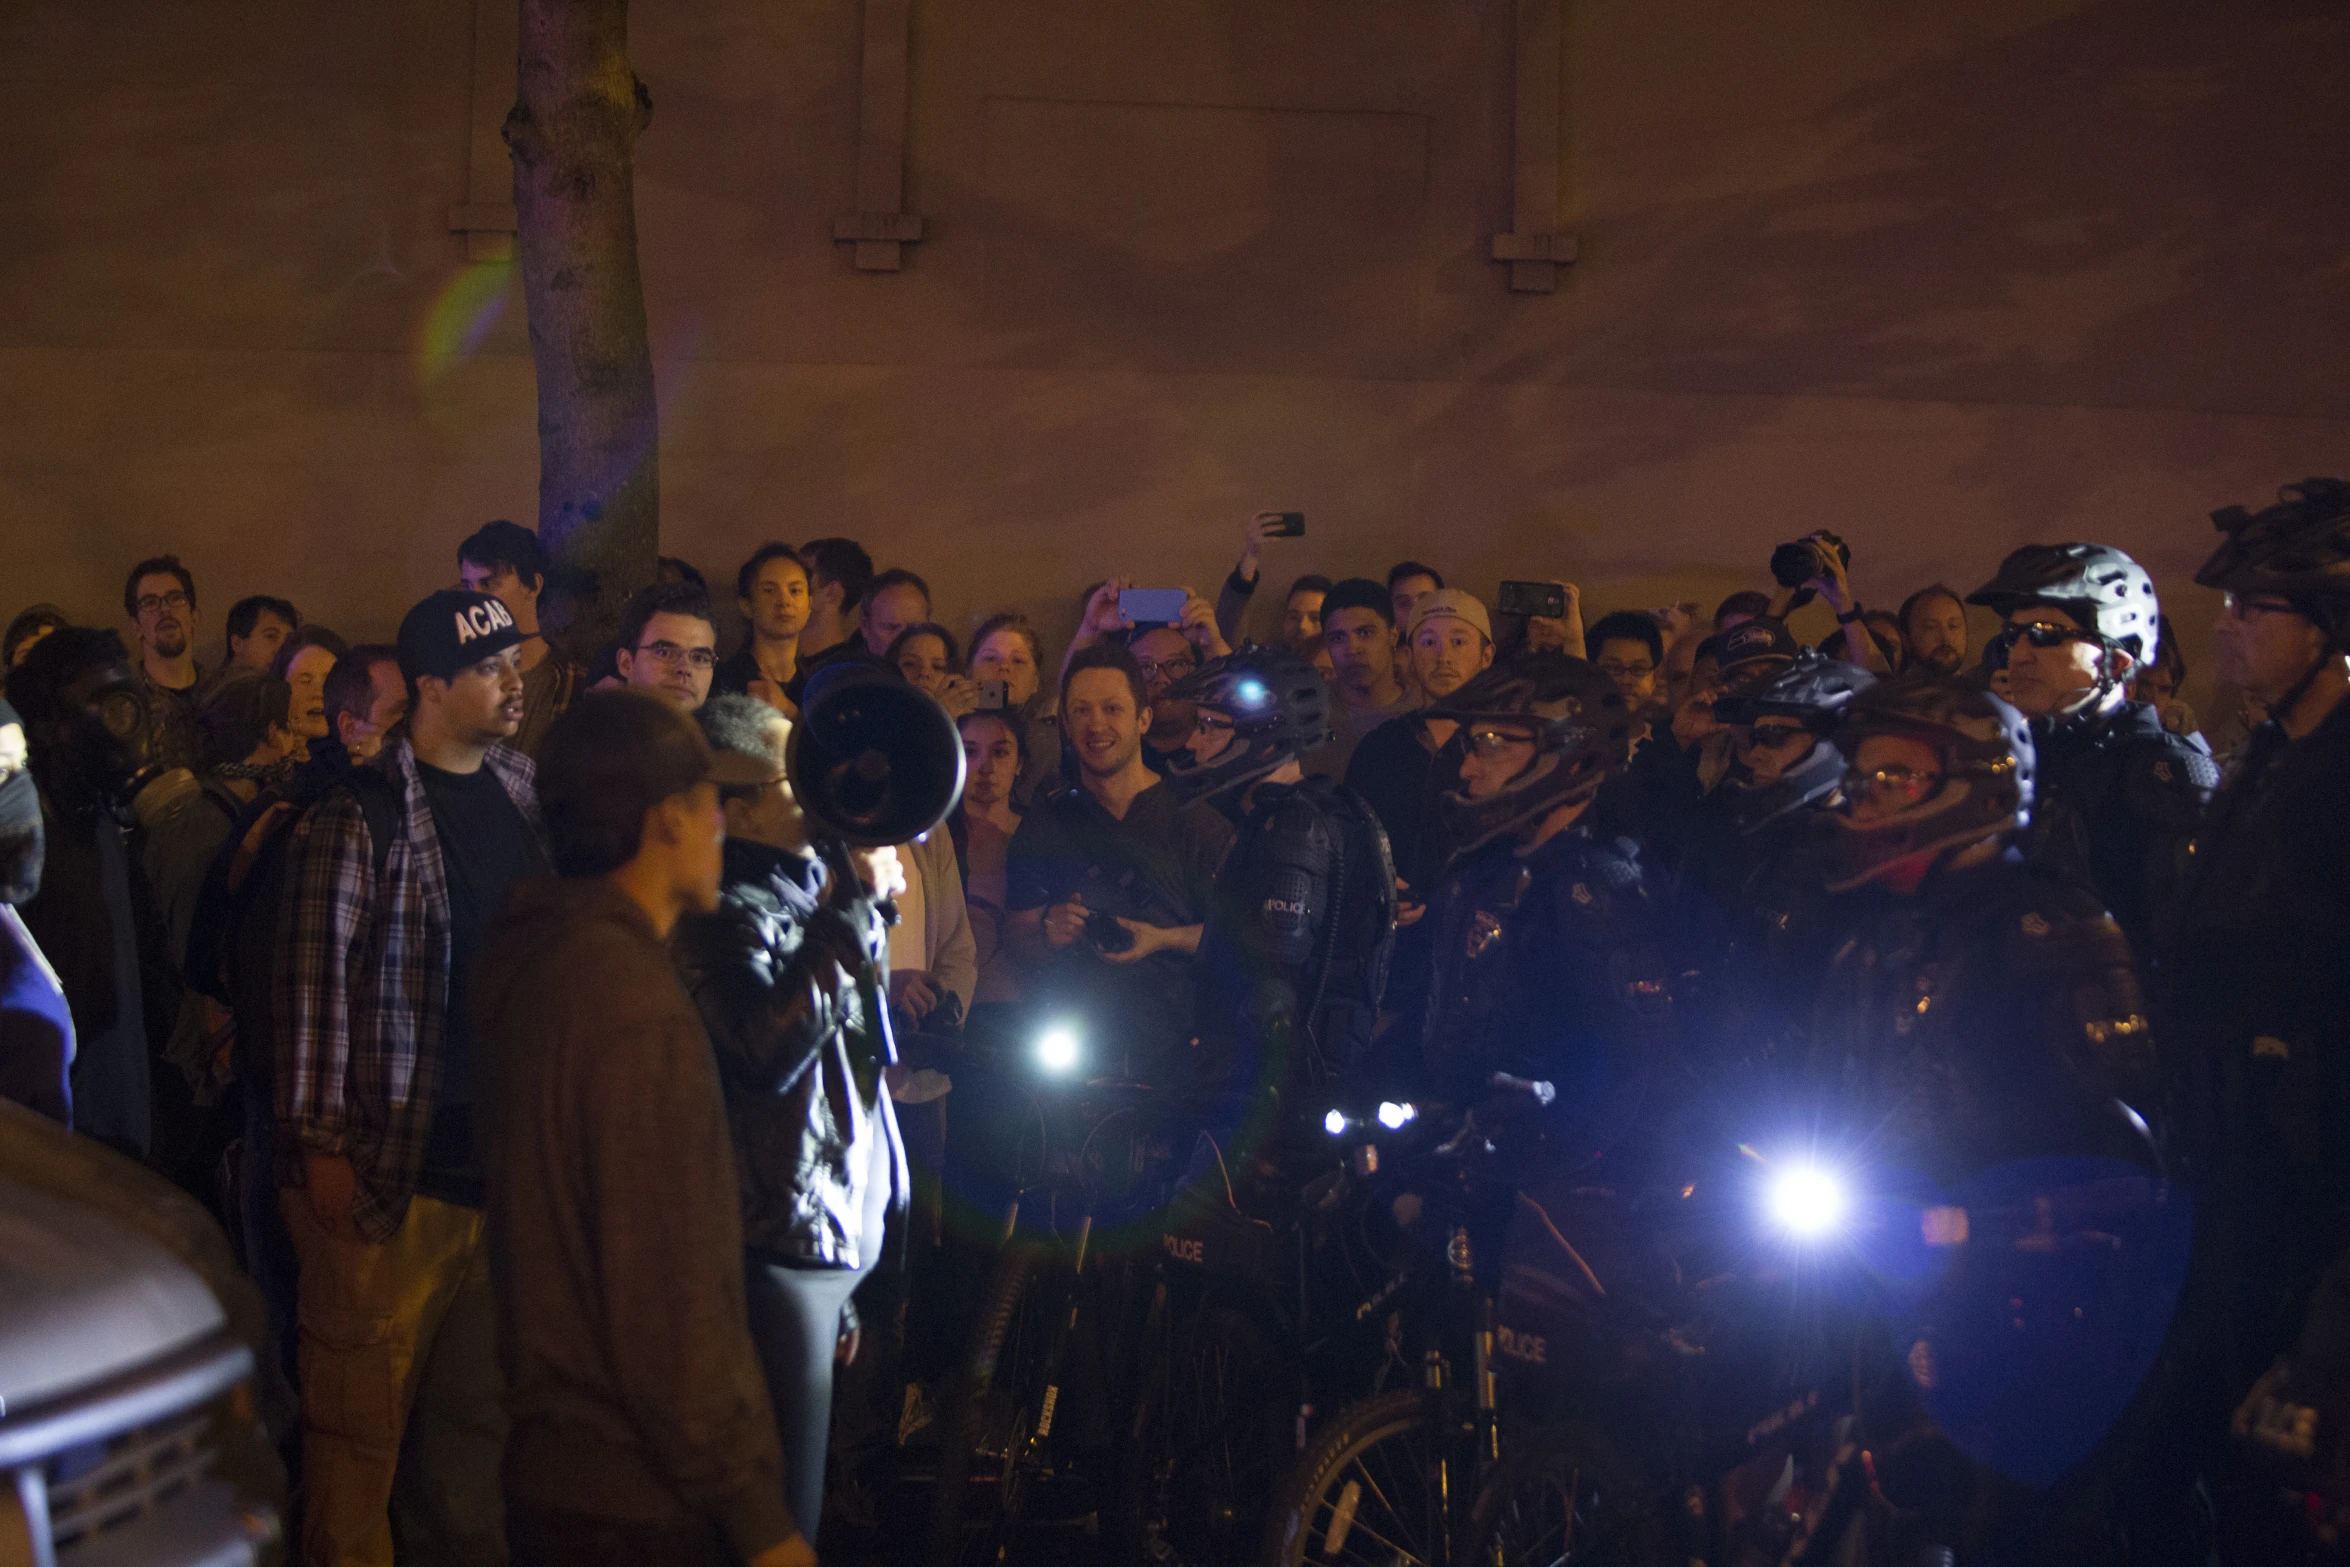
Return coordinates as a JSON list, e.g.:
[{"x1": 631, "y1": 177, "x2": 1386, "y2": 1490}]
[{"x1": 786, "y1": 662, "x2": 967, "y2": 848}]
